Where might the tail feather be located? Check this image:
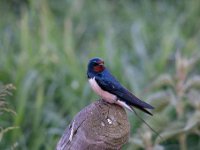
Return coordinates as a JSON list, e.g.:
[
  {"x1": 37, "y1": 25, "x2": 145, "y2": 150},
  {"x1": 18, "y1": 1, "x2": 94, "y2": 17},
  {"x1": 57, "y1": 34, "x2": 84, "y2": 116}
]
[
  {"x1": 116, "y1": 100, "x2": 153, "y2": 115},
  {"x1": 132, "y1": 105, "x2": 153, "y2": 116},
  {"x1": 116, "y1": 89, "x2": 154, "y2": 111},
  {"x1": 131, "y1": 107, "x2": 163, "y2": 140},
  {"x1": 116, "y1": 100, "x2": 133, "y2": 112}
]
